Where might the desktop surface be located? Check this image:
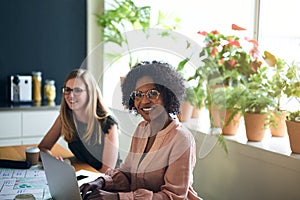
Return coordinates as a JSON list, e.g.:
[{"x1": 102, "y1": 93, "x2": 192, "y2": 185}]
[{"x1": 0, "y1": 144, "x2": 99, "y2": 200}]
